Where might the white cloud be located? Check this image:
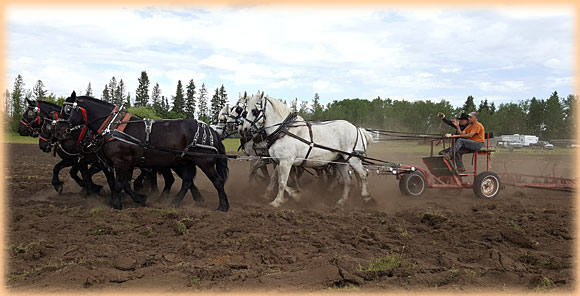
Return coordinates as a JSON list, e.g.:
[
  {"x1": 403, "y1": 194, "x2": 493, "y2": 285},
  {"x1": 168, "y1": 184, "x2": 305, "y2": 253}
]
[{"x1": 5, "y1": 6, "x2": 574, "y2": 107}]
